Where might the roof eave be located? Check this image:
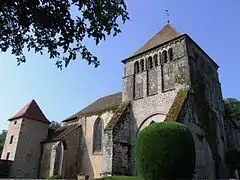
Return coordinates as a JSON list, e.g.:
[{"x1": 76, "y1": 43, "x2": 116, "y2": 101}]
[
  {"x1": 121, "y1": 34, "x2": 186, "y2": 64},
  {"x1": 62, "y1": 116, "x2": 78, "y2": 122},
  {"x1": 8, "y1": 116, "x2": 51, "y2": 124}
]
